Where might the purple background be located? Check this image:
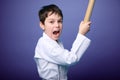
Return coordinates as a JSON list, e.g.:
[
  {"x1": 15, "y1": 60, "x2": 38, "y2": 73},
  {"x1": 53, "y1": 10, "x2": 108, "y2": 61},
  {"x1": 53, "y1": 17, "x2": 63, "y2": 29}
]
[{"x1": 0, "y1": 0, "x2": 120, "y2": 80}]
